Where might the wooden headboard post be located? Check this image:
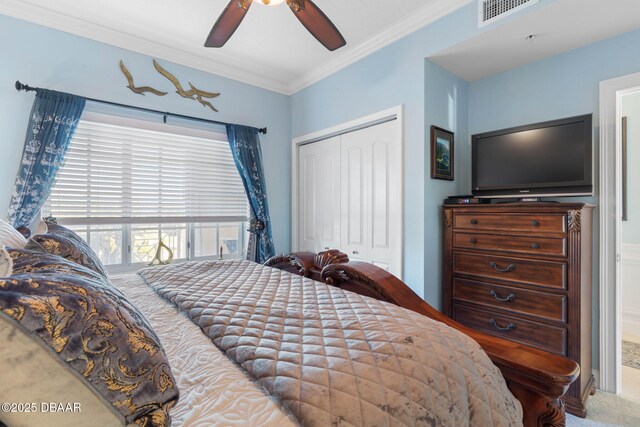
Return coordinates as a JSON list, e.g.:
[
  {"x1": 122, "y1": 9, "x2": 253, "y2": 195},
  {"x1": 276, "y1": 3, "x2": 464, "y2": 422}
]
[{"x1": 266, "y1": 250, "x2": 579, "y2": 427}]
